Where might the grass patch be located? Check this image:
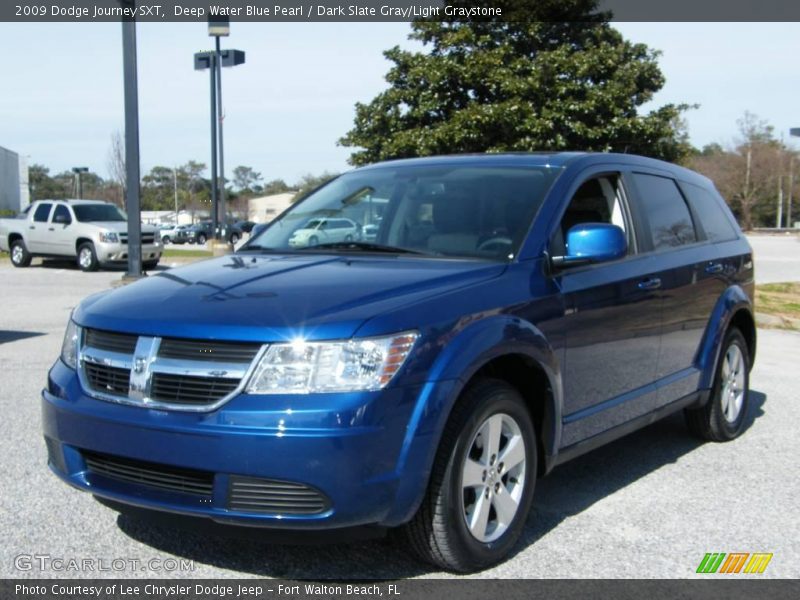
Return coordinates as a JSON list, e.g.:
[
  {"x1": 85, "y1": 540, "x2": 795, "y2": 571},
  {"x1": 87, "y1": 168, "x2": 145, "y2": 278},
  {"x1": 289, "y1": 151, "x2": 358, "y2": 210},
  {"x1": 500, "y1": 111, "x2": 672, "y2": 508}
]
[
  {"x1": 162, "y1": 249, "x2": 213, "y2": 258},
  {"x1": 756, "y1": 282, "x2": 800, "y2": 331}
]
